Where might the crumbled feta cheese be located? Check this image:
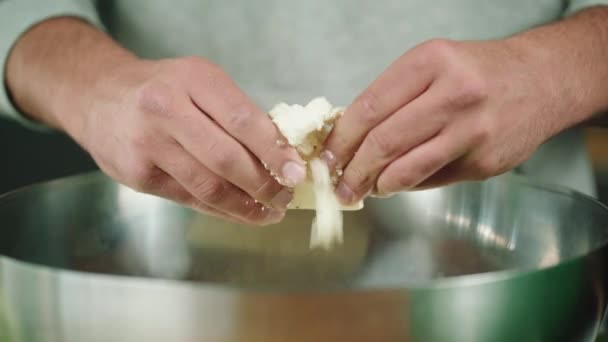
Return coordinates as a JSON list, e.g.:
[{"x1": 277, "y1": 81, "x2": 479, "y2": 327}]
[{"x1": 268, "y1": 97, "x2": 363, "y2": 249}]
